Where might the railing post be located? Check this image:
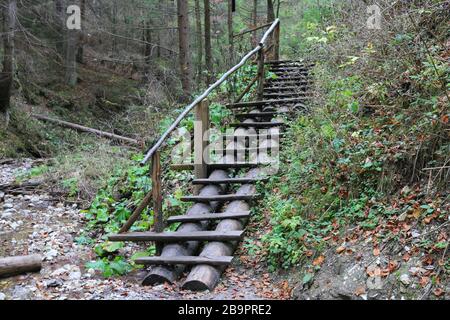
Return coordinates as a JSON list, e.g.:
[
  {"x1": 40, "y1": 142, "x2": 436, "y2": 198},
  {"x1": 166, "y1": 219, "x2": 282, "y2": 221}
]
[
  {"x1": 257, "y1": 49, "x2": 265, "y2": 100},
  {"x1": 274, "y1": 21, "x2": 280, "y2": 61},
  {"x1": 194, "y1": 99, "x2": 210, "y2": 194},
  {"x1": 152, "y1": 151, "x2": 163, "y2": 255}
]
